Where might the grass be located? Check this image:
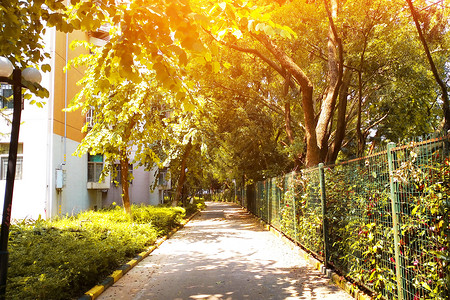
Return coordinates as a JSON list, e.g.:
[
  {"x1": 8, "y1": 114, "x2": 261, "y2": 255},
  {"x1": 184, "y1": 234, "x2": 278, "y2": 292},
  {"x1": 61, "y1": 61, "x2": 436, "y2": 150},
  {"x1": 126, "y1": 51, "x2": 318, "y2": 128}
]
[{"x1": 6, "y1": 202, "x2": 202, "y2": 300}]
